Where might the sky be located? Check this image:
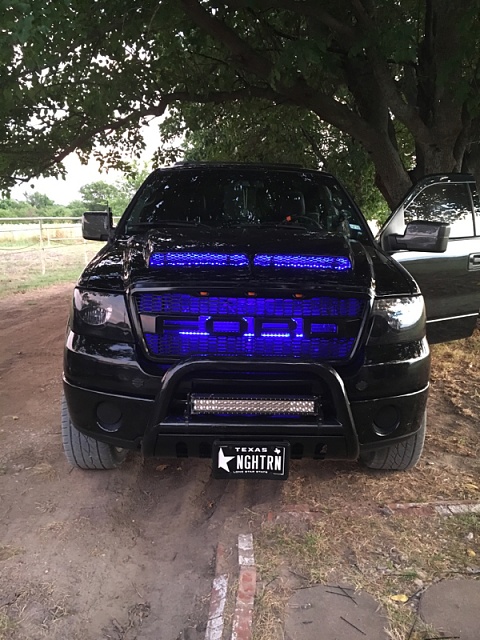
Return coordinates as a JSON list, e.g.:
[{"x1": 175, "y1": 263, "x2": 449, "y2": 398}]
[{"x1": 10, "y1": 122, "x2": 165, "y2": 205}]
